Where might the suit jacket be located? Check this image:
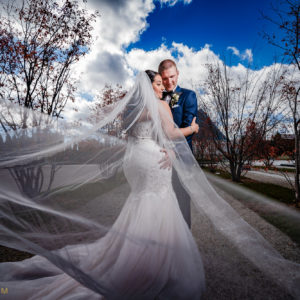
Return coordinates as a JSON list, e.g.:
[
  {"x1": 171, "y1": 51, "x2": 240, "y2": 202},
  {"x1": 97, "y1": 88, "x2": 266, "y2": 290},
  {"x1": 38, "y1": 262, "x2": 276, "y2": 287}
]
[{"x1": 170, "y1": 86, "x2": 198, "y2": 151}]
